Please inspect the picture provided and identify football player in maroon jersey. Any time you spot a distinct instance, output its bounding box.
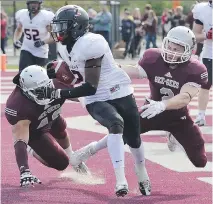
[68,26,208,193]
[5,65,88,187]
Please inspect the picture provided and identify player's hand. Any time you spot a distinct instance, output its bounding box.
[140,98,166,119]
[34,40,45,48]
[206,28,212,40]
[35,87,61,100]
[46,61,56,79]
[20,169,41,187]
[14,40,22,49]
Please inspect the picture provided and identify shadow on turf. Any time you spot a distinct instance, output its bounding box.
[1,181,196,204]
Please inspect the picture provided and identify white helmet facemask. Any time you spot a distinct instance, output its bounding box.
[19,65,55,105]
[161,37,191,64]
[161,26,196,64]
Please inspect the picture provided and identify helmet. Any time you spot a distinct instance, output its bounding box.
[51,5,89,45]
[18,65,54,105]
[161,26,196,64]
[26,0,43,14]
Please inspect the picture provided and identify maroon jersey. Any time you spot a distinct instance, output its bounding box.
[5,79,72,133]
[138,48,208,116]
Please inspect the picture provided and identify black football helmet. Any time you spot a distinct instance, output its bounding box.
[26,0,43,14]
[51,5,89,45]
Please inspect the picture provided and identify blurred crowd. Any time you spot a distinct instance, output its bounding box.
[0,2,205,59]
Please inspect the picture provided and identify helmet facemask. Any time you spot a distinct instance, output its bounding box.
[161,37,192,64]
[51,18,80,45]
[20,77,55,105]
[27,1,41,14]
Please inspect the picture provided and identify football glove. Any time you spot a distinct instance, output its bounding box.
[34,40,45,48]
[14,40,22,49]
[20,169,41,187]
[46,61,56,79]
[35,87,61,100]
[140,98,166,119]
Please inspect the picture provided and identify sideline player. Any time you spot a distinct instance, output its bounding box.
[35,5,151,197]
[13,0,54,71]
[5,65,88,187]
[70,27,208,180]
[192,0,212,126]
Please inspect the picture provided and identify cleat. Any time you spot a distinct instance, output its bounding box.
[115,184,128,197]
[194,116,206,126]
[139,180,151,196]
[70,142,97,166]
[166,132,178,152]
[72,162,89,174]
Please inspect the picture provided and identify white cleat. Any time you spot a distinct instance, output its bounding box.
[166,132,178,152]
[70,142,97,167]
[72,162,89,174]
[135,164,151,196]
[138,180,151,196]
[115,183,129,197]
[194,115,206,126]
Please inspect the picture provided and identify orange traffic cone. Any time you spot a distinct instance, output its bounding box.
[1,54,7,71]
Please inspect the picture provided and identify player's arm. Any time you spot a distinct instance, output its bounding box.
[164,83,199,110]
[43,25,54,44]
[59,56,102,99]
[120,64,148,79]
[13,22,23,49]
[193,21,206,43]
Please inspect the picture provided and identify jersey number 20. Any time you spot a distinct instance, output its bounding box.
[24,29,40,41]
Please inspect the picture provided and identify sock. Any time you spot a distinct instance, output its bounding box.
[198,110,205,117]
[93,135,108,154]
[129,142,145,164]
[130,143,149,181]
[107,134,126,185]
[64,145,74,159]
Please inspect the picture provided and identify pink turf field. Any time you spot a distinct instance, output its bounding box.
[1,71,212,204]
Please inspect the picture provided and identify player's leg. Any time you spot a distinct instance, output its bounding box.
[19,50,34,71]
[169,118,207,167]
[50,116,88,173]
[34,56,47,67]
[114,94,151,196]
[76,101,128,196]
[28,132,69,171]
[195,58,212,126]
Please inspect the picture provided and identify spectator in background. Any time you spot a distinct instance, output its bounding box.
[133,8,143,56]
[141,4,152,22]
[173,6,186,27]
[88,7,97,33]
[1,11,7,54]
[186,4,196,30]
[121,8,135,58]
[91,5,112,47]
[143,10,158,49]
[163,10,173,36]
[161,8,168,39]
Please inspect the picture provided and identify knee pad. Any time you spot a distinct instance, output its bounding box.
[109,117,124,134]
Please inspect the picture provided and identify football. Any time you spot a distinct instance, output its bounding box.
[51,60,77,85]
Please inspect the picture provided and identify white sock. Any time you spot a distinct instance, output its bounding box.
[107,134,126,184]
[198,110,205,117]
[92,135,108,154]
[130,143,149,181]
[64,145,74,159]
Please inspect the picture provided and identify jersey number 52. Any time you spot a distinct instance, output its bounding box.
[24,29,40,41]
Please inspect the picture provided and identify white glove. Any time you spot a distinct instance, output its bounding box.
[140,98,166,119]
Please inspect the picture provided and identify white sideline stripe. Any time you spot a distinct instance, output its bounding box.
[197,177,212,185]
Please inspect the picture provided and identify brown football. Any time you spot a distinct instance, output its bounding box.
[51,60,77,85]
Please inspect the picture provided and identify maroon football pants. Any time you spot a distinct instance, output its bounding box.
[140,112,207,168]
[28,116,69,171]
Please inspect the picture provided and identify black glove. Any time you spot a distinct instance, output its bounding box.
[14,40,22,49]
[46,61,56,79]
[20,169,41,187]
[34,40,45,48]
[35,86,61,100]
